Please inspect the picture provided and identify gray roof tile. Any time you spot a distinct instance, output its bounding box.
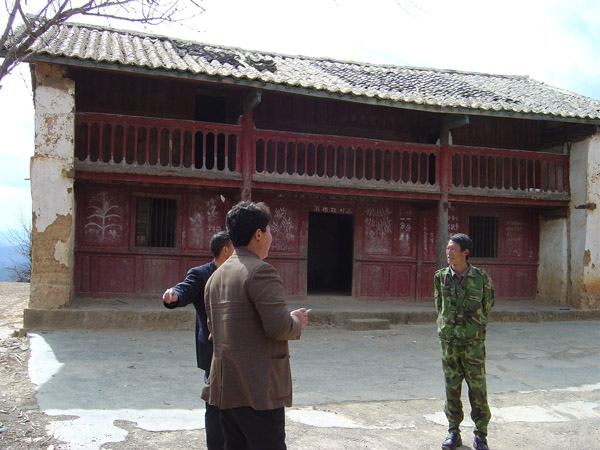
[24,22,600,123]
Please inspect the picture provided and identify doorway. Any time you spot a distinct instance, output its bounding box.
[307,212,354,295]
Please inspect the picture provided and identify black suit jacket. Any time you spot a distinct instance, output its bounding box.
[164,261,217,371]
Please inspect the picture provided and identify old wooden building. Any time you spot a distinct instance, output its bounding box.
[16,22,600,311]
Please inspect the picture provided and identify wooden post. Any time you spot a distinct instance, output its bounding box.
[437,136,450,269]
[240,111,255,201]
[437,115,469,268]
[239,90,261,201]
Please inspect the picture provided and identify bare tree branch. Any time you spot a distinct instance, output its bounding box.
[0,0,205,88]
[3,211,32,282]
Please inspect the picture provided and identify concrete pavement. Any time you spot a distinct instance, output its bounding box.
[27,320,600,449]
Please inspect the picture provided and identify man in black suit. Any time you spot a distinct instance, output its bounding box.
[163,231,233,450]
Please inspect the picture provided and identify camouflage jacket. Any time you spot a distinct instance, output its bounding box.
[434,264,495,342]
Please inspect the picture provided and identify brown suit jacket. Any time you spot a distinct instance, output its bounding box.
[201,248,302,410]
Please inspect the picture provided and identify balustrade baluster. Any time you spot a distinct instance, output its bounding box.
[98,123,104,164]
[425,151,430,185]
[282,138,287,175]
[121,124,126,165]
[223,132,228,172]
[111,122,116,163]
[86,123,91,161]
[191,129,196,168]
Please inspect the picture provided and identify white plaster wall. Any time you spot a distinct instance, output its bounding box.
[569,134,600,308]
[582,134,600,307]
[569,139,588,305]
[31,67,75,233]
[537,217,568,304]
[29,63,76,308]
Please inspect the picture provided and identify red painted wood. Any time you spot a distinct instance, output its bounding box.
[450,146,568,193]
[183,192,228,251]
[76,113,242,173]
[76,113,570,207]
[387,264,416,298]
[252,180,441,201]
[361,264,385,297]
[75,170,243,189]
[419,263,438,301]
[240,112,255,200]
[140,257,181,294]
[269,260,302,296]
[92,255,136,293]
[449,194,568,207]
[72,112,555,301]
[73,185,541,300]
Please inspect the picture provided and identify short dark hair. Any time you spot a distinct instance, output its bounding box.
[226,201,271,247]
[210,231,231,258]
[449,233,473,260]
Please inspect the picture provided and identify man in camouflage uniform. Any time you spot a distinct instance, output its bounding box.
[434,233,495,450]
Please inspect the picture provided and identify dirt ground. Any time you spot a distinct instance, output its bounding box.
[0,282,66,449]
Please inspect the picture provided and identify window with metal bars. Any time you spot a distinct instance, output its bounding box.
[468,216,498,258]
[135,197,177,248]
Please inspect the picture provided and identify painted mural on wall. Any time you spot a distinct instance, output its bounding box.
[364,206,393,254]
[505,217,531,258]
[312,205,353,214]
[186,194,225,250]
[422,211,436,260]
[83,191,123,245]
[448,209,460,236]
[270,206,297,252]
[397,207,413,256]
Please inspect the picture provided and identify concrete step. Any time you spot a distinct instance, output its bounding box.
[23,307,195,331]
[22,305,600,332]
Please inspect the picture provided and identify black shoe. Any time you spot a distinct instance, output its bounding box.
[441,432,462,450]
[473,435,489,450]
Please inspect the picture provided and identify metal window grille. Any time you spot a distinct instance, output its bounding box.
[135,198,177,248]
[468,216,498,258]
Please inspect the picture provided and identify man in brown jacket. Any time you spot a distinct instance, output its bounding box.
[202,201,309,450]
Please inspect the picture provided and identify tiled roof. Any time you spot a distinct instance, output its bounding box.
[25,22,600,123]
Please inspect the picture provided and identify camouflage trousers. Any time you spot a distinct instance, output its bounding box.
[440,338,491,437]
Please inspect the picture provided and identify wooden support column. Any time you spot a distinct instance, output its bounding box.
[568,133,600,308]
[239,90,261,201]
[437,138,450,269]
[437,114,469,268]
[240,112,254,201]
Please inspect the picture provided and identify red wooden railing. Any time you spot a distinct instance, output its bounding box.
[450,146,568,193]
[74,114,569,197]
[253,130,439,188]
[75,113,241,174]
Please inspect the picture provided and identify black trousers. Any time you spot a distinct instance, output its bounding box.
[206,402,225,450]
[220,406,286,450]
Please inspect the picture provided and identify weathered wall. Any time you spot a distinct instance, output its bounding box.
[537,217,568,304]
[29,63,75,308]
[569,133,600,309]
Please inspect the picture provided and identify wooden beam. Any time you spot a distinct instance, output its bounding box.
[242,89,262,115]
[74,170,243,189]
[442,114,470,133]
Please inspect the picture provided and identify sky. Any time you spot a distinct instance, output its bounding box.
[0,0,599,241]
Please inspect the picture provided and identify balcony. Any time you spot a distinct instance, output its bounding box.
[253,129,439,194]
[75,113,242,181]
[74,113,569,203]
[450,146,569,201]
